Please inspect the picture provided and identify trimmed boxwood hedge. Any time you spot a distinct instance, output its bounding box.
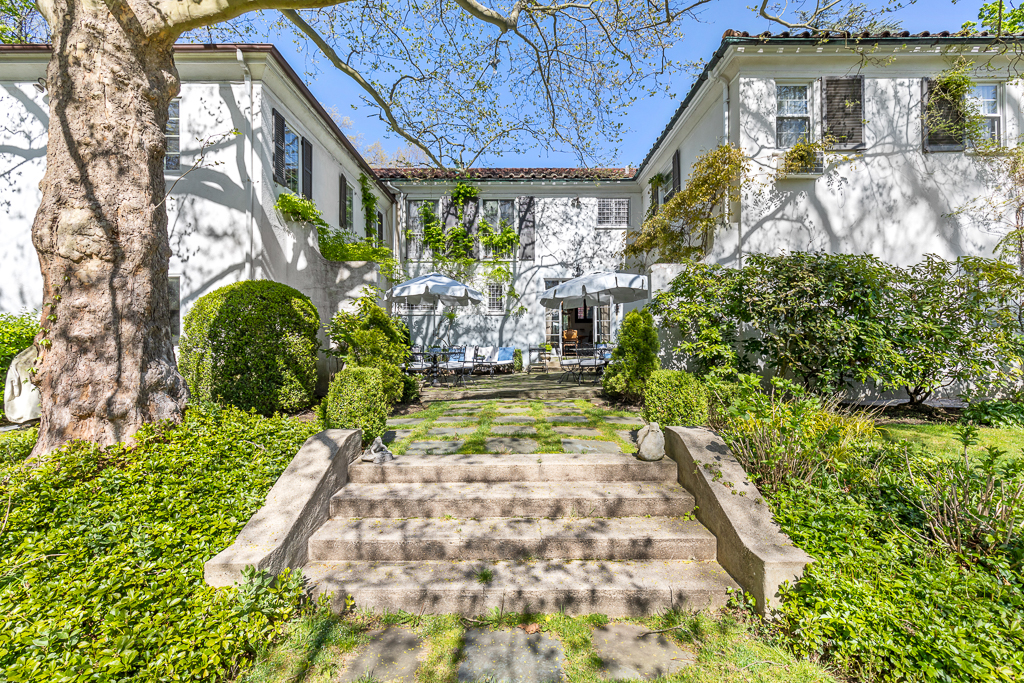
[641,369,710,427]
[179,281,320,415]
[324,366,388,446]
[0,403,319,681]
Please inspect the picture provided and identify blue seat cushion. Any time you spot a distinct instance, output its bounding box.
[497,347,515,362]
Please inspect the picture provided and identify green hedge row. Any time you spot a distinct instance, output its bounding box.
[323,366,388,446]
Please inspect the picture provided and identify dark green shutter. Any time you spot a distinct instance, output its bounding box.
[822,76,864,149]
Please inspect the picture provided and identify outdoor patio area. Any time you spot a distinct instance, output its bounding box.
[418,371,605,401]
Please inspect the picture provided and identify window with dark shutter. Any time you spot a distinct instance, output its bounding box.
[377,210,384,243]
[272,110,285,185]
[339,176,348,230]
[518,196,536,261]
[823,76,864,149]
[923,78,966,152]
[301,138,313,199]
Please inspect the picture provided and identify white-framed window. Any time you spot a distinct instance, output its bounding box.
[395,301,437,315]
[339,175,355,232]
[970,84,1001,144]
[598,198,629,227]
[165,98,180,172]
[776,84,811,148]
[660,168,674,203]
[488,283,505,314]
[406,199,437,261]
[481,199,515,259]
[283,121,300,193]
[168,275,181,344]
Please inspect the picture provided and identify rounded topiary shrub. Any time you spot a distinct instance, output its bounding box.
[325,366,388,446]
[179,281,320,415]
[641,369,710,427]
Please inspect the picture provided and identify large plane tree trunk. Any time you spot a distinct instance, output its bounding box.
[30,0,188,457]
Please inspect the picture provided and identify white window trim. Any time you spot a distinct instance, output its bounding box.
[165,98,181,174]
[660,167,674,203]
[487,282,506,315]
[969,81,1004,149]
[480,198,515,261]
[405,199,437,262]
[597,198,630,229]
[774,80,818,150]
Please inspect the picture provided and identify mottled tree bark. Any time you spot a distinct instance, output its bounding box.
[30,0,188,457]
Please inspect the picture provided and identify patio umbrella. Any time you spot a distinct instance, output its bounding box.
[539,271,649,309]
[385,273,484,350]
[384,273,484,307]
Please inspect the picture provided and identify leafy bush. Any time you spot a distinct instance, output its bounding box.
[602,308,660,403]
[275,191,393,262]
[0,403,319,681]
[964,399,1024,428]
[513,348,523,373]
[652,252,1024,401]
[179,281,320,415]
[326,293,409,404]
[324,366,388,446]
[401,373,420,404]
[641,369,709,427]
[716,385,1024,681]
[1,311,39,419]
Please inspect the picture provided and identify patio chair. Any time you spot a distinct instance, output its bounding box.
[472,346,495,375]
[556,348,582,384]
[406,350,431,375]
[577,343,602,384]
[440,345,475,387]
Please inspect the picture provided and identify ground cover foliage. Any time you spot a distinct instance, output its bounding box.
[713,377,1024,682]
[0,403,319,681]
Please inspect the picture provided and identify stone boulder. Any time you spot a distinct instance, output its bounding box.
[635,422,665,461]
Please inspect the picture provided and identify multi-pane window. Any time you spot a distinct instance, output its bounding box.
[481,199,515,258]
[395,301,436,315]
[598,198,629,227]
[660,168,674,203]
[406,199,436,260]
[593,305,611,344]
[165,98,180,172]
[776,84,810,148]
[971,85,1000,143]
[168,275,181,344]
[283,121,300,193]
[488,283,505,314]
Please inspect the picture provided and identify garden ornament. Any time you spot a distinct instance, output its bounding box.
[361,436,395,464]
[3,347,41,424]
[636,422,665,461]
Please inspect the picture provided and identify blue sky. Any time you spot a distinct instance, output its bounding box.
[266,0,978,168]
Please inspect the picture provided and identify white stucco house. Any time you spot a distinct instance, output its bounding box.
[2,30,1022,363]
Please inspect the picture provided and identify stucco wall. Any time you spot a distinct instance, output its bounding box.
[392,185,640,351]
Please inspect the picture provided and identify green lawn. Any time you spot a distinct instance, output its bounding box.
[878,422,1024,460]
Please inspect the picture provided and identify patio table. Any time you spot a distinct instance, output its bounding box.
[527,346,552,374]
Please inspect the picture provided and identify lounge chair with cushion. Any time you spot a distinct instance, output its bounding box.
[492,347,516,373]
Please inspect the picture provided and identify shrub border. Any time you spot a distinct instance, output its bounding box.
[205,429,361,586]
[665,426,812,614]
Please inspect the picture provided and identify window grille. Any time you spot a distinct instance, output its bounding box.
[481,199,515,258]
[488,283,505,313]
[283,121,300,192]
[395,301,436,314]
[598,198,629,227]
[168,275,181,344]
[405,200,435,260]
[165,98,180,172]
[971,85,1001,143]
[776,84,810,148]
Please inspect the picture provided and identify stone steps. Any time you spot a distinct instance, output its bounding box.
[304,559,739,616]
[308,516,717,562]
[347,452,677,484]
[330,481,695,519]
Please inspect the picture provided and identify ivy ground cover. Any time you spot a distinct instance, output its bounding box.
[0,404,318,682]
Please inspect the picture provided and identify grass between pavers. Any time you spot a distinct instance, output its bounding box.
[387,400,643,455]
[243,606,837,683]
[878,421,1024,460]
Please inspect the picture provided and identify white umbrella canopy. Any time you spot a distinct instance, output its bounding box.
[539,271,649,309]
[385,272,484,307]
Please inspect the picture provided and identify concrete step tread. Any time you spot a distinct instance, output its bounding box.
[349,452,677,484]
[308,517,716,562]
[304,559,740,616]
[330,481,694,519]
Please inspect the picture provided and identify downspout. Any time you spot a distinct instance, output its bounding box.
[716,73,739,265]
[237,48,256,280]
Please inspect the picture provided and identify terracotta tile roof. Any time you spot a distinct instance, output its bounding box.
[721,29,1024,39]
[373,167,636,181]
